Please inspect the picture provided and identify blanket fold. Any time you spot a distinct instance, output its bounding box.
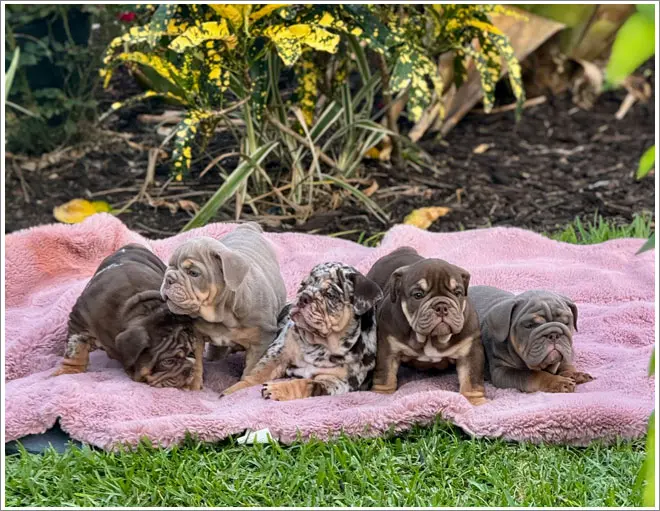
[4,214,655,449]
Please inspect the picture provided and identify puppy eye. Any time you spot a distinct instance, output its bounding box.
[524,323,535,329]
[412,290,425,300]
[186,267,200,278]
[161,358,176,367]
[455,289,464,297]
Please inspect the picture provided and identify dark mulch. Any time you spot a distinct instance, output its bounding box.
[5,69,655,240]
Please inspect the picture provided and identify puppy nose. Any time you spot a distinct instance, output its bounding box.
[434,303,449,316]
[548,332,560,342]
[298,294,311,307]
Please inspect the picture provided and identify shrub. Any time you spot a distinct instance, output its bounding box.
[4,5,122,154]
[100,4,525,228]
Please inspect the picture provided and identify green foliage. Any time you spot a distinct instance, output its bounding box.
[637,145,656,180]
[4,5,122,154]
[5,421,645,507]
[605,6,655,87]
[100,4,525,227]
[551,214,653,245]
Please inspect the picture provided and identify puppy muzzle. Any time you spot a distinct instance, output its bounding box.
[525,323,573,371]
[415,298,464,336]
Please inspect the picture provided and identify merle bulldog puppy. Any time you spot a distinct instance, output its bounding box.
[221,262,382,401]
[53,244,206,390]
[367,247,487,405]
[470,286,594,393]
[160,223,287,379]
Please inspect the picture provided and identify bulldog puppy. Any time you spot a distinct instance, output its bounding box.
[53,244,206,390]
[367,247,486,405]
[161,223,287,378]
[221,262,382,401]
[470,285,593,393]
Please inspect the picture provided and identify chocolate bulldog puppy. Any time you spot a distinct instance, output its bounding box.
[222,262,382,400]
[161,223,287,378]
[470,285,594,393]
[53,244,206,390]
[367,247,487,405]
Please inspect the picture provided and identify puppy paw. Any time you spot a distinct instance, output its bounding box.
[542,375,576,393]
[221,380,252,397]
[462,392,488,406]
[371,384,396,395]
[51,365,85,377]
[261,380,310,401]
[560,370,594,385]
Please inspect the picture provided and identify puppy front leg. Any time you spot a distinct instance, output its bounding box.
[187,339,206,391]
[491,365,576,393]
[456,340,487,406]
[371,342,400,394]
[52,334,93,376]
[243,329,274,376]
[262,374,349,401]
[557,363,594,385]
[221,332,289,396]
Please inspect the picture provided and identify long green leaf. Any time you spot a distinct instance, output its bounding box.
[637,232,655,254]
[642,411,655,507]
[637,145,655,180]
[182,142,279,231]
[321,173,389,224]
[605,11,655,87]
[5,47,20,100]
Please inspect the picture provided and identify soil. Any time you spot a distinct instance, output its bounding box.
[5,67,656,241]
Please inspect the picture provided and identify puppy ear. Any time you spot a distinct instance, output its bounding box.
[460,269,471,295]
[114,326,150,368]
[351,273,382,315]
[486,299,518,342]
[388,266,408,303]
[215,249,250,291]
[561,296,578,332]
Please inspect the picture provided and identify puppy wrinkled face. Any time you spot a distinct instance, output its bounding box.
[290,262,379,352]
[137,323,200,389]
[161,239,220,317]
[291,263,354,339]
[395,259,469,349]
[511,296,575,373]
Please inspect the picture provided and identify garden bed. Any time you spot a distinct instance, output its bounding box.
[5,71,655,240]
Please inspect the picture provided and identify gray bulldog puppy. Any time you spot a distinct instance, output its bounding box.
[160,223,287,379]
[470,286,594,393]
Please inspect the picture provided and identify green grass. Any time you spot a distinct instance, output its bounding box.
[4,215,654,507]
[550,213,653,244]
[5,423,646,507]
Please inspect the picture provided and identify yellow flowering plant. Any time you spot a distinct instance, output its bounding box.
[99,4,525,228]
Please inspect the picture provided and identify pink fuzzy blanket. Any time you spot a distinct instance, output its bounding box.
[4,214,655,449]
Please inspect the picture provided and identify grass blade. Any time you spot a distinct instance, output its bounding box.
[5,47,20,100]
[637,145,655,180]
[321,173,389,224]
[182,141,279,231]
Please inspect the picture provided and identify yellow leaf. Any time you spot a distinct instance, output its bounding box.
[250,4,287,22]
[264,24,340,66]
[169,21,237,52]
[53,199,112,224]
[209,5,246,27]
[466,20,504,35]
[403,207,451,230]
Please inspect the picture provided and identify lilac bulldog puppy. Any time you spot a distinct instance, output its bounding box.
[161,223,287,381]
[470,286,594,393]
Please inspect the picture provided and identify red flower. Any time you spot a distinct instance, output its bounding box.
[117,11,136,23]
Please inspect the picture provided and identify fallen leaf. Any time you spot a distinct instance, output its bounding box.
[178,199,200,214]
[473,143,492,154]
[403,206,451,230]
[363,180,379,197]
[53,199,112,224]
[364,147,381,159]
